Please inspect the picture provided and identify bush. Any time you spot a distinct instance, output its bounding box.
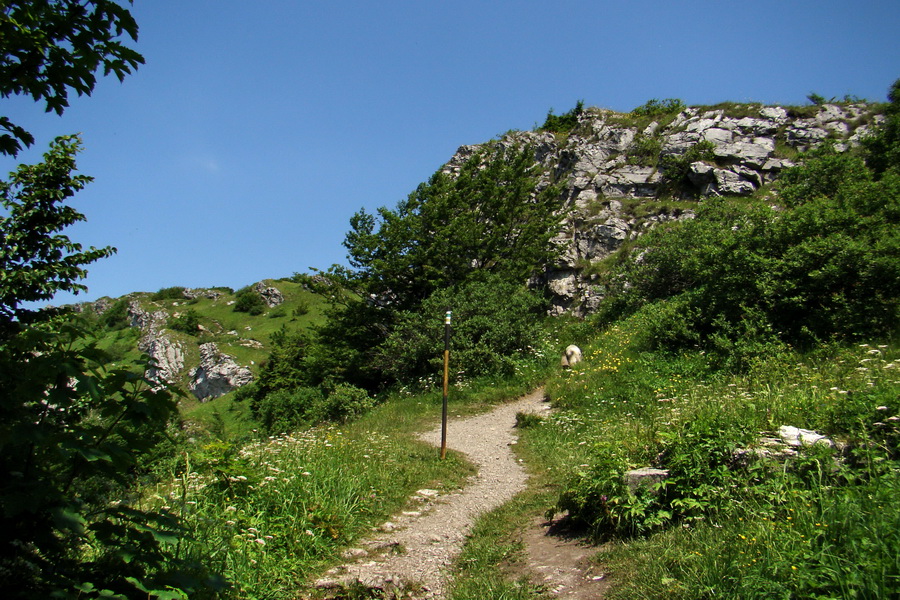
[604,153,900,363]
[323,384,374,422]
[98,298,130,330]
[150,286,186,301]
[540,100,585,134]
[169,309,200,335]
[374,275,547,384]
[255,387,325,434]
[233,286,265,315]
[631,98,686,118]
[658,140,716,194]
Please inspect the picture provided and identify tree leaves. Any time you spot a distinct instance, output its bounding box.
[0,0,145,156]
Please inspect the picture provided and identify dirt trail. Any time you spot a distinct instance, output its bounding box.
[313,388,606,599]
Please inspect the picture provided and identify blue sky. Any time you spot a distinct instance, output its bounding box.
[3,0,900,305]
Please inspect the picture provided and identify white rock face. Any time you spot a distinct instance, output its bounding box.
[439,101,881,315]
[129,301,184,388]
[254,281,284,307]
[189,343,253,401]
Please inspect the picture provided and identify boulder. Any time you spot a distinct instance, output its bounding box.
[189,343,254,401]
[624,467,669,493]
[254,282,284,307]
[139,334,184,388]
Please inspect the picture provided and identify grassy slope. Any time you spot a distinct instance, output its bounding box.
[449,319,899,599]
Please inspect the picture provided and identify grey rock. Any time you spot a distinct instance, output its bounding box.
[254,282,284,307]
[778,425,834,448]
[140,334,184,388]
[189,343,253,401]
[624,468,669,493]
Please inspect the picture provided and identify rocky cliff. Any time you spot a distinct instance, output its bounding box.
[444,101,882,315]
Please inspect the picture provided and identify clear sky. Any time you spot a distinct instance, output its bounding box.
[3,0,899,305]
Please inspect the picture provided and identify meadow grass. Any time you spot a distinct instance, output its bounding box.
[528,315,900,599]
[142,359,553,598]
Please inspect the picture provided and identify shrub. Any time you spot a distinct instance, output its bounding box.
[98,298,130,330]
[658,139,716,194]
[374,274,547,384]
[233,286,265,315]
[255,387,325,434]
[150,286,186,301]
[323,383,374,422]
[169,309,200,335]
[540,100,585,134]
[631,98,686,118]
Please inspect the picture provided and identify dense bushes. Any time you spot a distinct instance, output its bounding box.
[374,274,547,383]
[233,286,265,315]
[600,148,900,368]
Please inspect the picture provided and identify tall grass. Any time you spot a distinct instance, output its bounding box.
[529,315,900,598]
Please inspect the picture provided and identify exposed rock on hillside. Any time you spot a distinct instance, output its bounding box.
[446,102,881,315]
[189,342,253,401]
[128,301,184,388]
[254,281,285,307]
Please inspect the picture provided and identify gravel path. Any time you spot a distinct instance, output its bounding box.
[314,388,550,598]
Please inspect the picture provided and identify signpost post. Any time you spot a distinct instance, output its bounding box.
[440,309,451,459]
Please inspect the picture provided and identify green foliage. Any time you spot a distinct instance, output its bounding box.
[324,383,375,423]
[151,286,187,301]
[232,286,265,315]
[0,0,144,156]
[807,92,828,106]
[539,100,585,134]
[539,323,900,598]
[601,148,900,366]
[98,298,130,331]
[0,136,114,324]
[255,387,325,434]
[315,141,562,391]
[252,326,311,401]
[345,142,562,312]
[0,141,213,597]
[630,98,686,118]
[169,309,200,335]
[862,78,900,176]
[375,274,547,383]
[627,134,663,166]
[658,140,716,194]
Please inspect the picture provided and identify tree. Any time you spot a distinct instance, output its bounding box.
[345,142,563,312]
[310,142,563,391]
[0,139,221,598]
[0,3,222,597]
[1,0,144,156]
[0,135,113,327]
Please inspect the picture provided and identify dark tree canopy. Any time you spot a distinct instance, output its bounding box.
[0,0,143,156]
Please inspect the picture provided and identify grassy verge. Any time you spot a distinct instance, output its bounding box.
[449,314,899,598]
[529,315,900,599]
[141,364,551,599]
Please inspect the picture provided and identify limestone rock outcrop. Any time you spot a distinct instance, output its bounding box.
[443,102,881,315]
[254,281,284,307]
[128,300,184,388]
[189,342,253,401]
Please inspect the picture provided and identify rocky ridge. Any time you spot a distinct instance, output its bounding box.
[443,102,882,315]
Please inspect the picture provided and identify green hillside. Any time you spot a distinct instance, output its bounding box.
[4,80,899,598]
